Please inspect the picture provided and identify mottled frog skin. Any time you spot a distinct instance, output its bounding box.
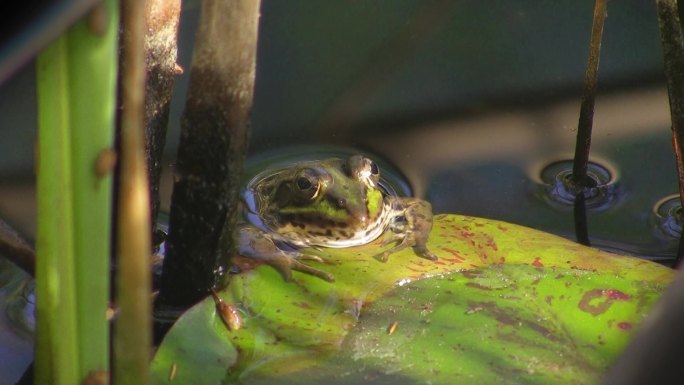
[239,155,437,282]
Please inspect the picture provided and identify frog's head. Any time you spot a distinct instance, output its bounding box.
[252,155,388,247]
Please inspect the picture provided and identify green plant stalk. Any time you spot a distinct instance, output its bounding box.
[35,1,119,382]
[35,37,80,385]
[71,1,119,376]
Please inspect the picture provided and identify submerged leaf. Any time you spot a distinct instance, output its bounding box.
[151,215,673,384]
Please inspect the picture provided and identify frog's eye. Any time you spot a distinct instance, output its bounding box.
[366,161,380,187]
[296,176,312,190]
[369,160,379,177]
[294,169,321,200]
[345,155,380,187]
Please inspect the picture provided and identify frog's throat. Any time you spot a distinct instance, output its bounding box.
[276,200,391,248]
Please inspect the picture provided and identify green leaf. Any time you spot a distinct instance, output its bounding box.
[150,215,673,384]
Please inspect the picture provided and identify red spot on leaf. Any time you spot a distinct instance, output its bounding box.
[465,282,492,291]
[578,289,632,316]
[486,237,498,251]
[440,247,465,263]
[292,301,312,309]
[605,289,631,301]
[531,257,544,267]
[617,322,633,330]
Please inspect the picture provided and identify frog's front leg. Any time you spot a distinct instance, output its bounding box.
[237,225,335,282]
[375,198,437,262]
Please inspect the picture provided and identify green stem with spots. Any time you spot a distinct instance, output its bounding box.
[35,1,118,382]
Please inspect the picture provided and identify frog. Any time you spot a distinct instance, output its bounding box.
[237,154,437,282]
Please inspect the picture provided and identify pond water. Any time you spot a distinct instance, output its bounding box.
[359,86,680,265]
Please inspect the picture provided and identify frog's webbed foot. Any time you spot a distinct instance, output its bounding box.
[238,226,335,282]
[374,199,437,263]
[374,235,437,263]
[266,250,335,282]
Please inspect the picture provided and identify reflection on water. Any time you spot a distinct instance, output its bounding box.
[360,86,679,265]
[652,195,683,240]
[538,159,620,210]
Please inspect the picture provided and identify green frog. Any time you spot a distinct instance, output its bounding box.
[238,154,437,282]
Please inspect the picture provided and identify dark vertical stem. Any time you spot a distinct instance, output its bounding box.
[571,0,607,187]
[676,133,684,266]
[656,0,684,264]
[676,228,684,266]
[574,194,591,246]
[158,0,261,309]
[569,0,607,247]
[143,0,181,231]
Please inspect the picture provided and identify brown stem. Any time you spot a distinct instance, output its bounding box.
[656,0,684,263]
[0,218,35,276]
[571,0,607,188]
[158,0,261,308]
[115,0,152,383]
[143,0,181,229]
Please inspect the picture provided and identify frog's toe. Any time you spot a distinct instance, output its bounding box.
[295,253,325,263]
[264,254,295,281]
[253,251,333,282]
[380,233,402,246]
[374,250,392,263]
[291,259,335,282]
[373,241,437,263]
[413,245,438,261]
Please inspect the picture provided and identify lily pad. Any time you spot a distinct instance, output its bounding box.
[150,215,673,384]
